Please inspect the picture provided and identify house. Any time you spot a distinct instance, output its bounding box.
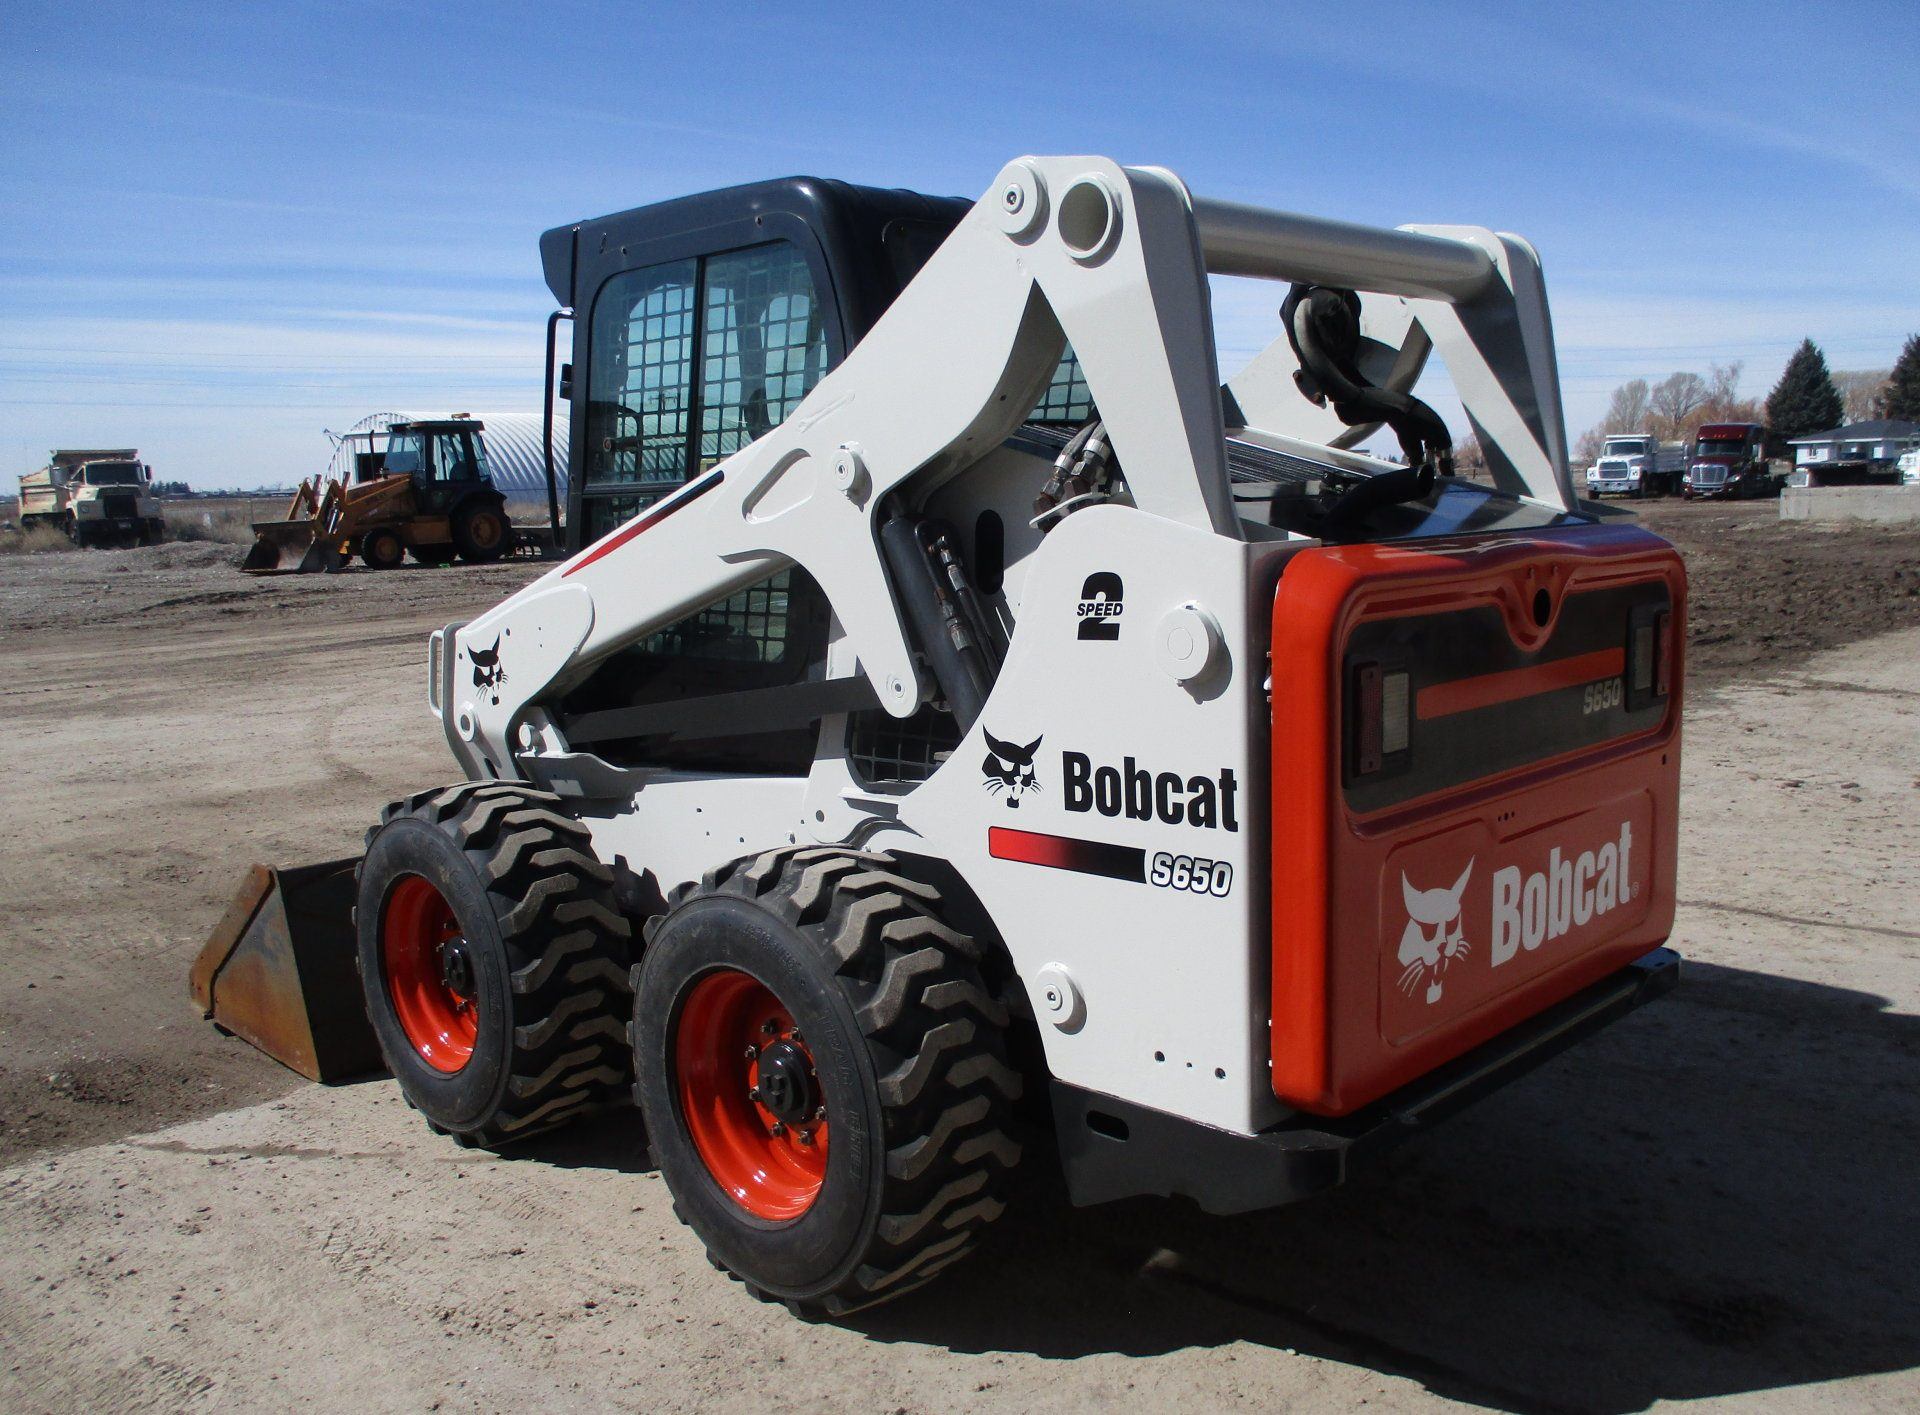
[1787,419,1920,470]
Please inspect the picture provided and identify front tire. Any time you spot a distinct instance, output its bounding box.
[362,526,405,569]
[356,782,633,1146]
[632,847,1022,1315]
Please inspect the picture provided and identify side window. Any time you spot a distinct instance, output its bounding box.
[584,257,698,495]
[558,568,833,776]
[432,433,477,482]
[581,242,829,541]
[699,244,827,468]
[384,432,424,476]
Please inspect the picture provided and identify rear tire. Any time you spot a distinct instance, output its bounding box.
[362,526,405,569]
[356,782,633,1147]
[452,500,509,564]
[632,847,1021,1315]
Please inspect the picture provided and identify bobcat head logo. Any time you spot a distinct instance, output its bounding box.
[1398,861,1473,1006]
[981,730,1043,808]
[469,637,506,705]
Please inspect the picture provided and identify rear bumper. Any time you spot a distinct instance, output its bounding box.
[1052,945,1678,1215]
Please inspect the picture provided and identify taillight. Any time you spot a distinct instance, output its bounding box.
[1627,605,1673,710]
[1348,660,1410,779]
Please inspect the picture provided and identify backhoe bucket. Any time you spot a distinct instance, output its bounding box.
[241,521,343,575]
[189,859,384,1082]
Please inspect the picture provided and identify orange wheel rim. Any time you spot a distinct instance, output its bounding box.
[674,969,828,1220]
[381,875,478,1073]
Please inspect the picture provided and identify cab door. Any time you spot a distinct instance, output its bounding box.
[418,430,483,516]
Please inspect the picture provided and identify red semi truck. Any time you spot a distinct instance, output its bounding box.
[1684,423,1771,500]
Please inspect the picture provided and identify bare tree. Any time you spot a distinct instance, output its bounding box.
[1695,361,1762,432]
[1575,378,1652,466]
[1453,433,1489,479]
[1833,369,1891,423]
[1601,379,1653,435]
[1649,372,1709,440]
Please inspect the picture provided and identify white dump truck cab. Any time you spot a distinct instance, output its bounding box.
[1586,433,1666,498]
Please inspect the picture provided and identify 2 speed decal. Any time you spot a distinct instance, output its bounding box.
[1076,572,1124,641]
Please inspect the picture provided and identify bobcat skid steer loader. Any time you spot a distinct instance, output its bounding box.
[238,157,1688,1315]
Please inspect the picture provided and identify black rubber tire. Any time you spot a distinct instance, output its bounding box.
[355,782,633,1147]
[362,526,405,569]
[408,543,456,566]
[452,500,509,564]
[632,846,1022,1316]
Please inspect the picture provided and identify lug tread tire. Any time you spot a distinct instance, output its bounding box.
[652,846,1021,1316]
[368,782,632,1147]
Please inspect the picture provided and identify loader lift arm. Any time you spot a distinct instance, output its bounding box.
[442,157,1576,787]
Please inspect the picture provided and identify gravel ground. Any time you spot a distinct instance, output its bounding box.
[1,503,1916,1411]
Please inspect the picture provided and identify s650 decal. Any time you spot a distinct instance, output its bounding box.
[1149,853,1233,897]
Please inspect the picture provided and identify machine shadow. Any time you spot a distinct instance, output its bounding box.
[516,1111,658,1176]
[852,960,1920,1413]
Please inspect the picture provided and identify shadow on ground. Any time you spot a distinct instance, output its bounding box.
[836,961,1920,1413]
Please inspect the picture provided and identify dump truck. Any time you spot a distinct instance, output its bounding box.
[19,450,164,545]
[1585,433,1682,498]
[243,417,513,572]
[196,156,1684,1317]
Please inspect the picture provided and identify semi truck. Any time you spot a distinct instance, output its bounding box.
[18,450,165,546]
[1585,434,1683,498]
[1684,423,1770,499]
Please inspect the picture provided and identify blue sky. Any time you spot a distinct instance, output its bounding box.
[4,0,1916,489]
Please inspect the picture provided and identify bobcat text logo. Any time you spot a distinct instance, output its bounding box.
[469,637,506,705]
[1492,823,1633,966]
[981,730,1043,808]
[1398,861,1473,1006]
[1062,753,1240,831]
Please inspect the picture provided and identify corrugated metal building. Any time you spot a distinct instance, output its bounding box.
[326,412,570,500]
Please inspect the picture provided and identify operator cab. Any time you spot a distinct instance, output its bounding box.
[378,418,493,514]
[541,178,1089,549]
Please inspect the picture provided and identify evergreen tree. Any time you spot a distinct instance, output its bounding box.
[1765,339,1845,440]
[1882,334,1920,423]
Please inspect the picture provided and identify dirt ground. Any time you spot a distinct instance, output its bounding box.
[1,501,1917,1412]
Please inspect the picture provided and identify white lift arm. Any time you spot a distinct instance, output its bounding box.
[437,156,1574,780]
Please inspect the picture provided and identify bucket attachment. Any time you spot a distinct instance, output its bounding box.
[241,521,344,575]
[190,859,384,1082]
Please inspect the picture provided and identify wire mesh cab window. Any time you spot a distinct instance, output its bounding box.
[584,258,698,504]
[559,568,832,775]
[1031,351,1093,424]
[699,245,826,468]
[580,242,829,543]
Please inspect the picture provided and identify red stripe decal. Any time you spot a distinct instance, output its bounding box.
[563,469,724,577]
[1416,647,1625,721]
[988,827,1146,883]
